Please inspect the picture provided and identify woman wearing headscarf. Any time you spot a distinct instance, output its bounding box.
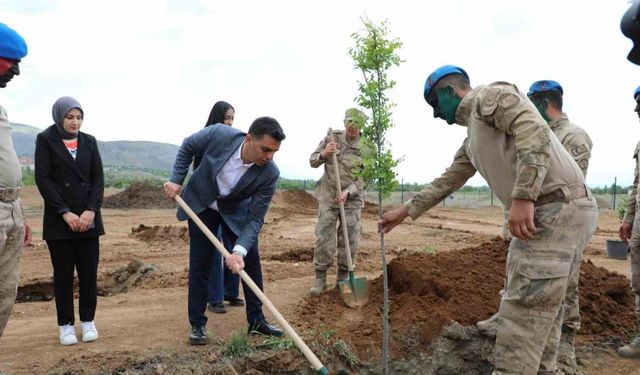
[35,96,104,346]
[192,101,244,314]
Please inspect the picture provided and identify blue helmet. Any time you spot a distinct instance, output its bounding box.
[423,65,469,102]
[621,0,640,65]
[527,80,563,97]
[634,86,640,100]
[0,23,27,60]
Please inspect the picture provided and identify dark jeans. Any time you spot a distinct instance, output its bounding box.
[207,227,241,304]
[188,208,264,327]
[46,238,99,326]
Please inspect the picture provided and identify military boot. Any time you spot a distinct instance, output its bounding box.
[476,312,499,337]
[618,334,640,358]
[309,270,328,296]
[557,328,580,375]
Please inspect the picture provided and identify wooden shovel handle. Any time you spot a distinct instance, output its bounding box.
[328,128,354,272]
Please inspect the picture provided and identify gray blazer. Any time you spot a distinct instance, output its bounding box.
[169,124,279,252]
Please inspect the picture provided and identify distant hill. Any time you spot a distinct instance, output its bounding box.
[11,123,179,172]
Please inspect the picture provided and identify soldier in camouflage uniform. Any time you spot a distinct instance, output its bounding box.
[487,80,593,373]
[308,108,366,295]
[528,80,592,176]
[501,80,592,237]
[0,23,32,339]
[380,65,598,375]
[617,85,640,359]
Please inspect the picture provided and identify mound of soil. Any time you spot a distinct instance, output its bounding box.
[363,201,380,216]
[271,189,318,212]
[101,259,160,295]
[17,259,160,302]
[131,224,189,243]
[103,181,175,209]
[268,247,314,262]
[578,259,637,341]
[294,237,637,361]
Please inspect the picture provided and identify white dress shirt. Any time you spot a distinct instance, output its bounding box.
[208,141,253,256]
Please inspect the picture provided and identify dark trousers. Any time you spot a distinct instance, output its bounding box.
[207,227,241,304]
[188,208,264,327]
[46,238,99,326]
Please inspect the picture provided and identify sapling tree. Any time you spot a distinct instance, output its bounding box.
[348,17,402,375]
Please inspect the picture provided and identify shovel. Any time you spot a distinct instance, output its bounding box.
[174,195,330,375]
[328,128,369,308]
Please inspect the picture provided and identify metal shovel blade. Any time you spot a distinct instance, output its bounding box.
[338,274,369,309]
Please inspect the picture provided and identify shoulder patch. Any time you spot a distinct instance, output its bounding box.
[481,88,502,116]
[578,159,588,170]
[571,144,588,157]
[483,88,500,106]
[498,93,520,109]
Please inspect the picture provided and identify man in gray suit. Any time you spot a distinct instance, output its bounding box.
[164,117,285,345]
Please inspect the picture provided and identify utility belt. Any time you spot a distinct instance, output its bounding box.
[0,186,20,202]
[534,184,588,207]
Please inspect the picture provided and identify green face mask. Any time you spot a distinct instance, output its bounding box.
[433,86,461,125]
[531,98,551,122]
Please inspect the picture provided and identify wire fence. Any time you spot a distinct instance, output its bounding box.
[360,190,625,211]
[279,177,630,211]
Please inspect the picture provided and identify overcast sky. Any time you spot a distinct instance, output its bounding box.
[0,0,638,187]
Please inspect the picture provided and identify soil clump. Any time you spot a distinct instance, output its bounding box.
[131,223,189,243]
[271,189,318,213]
[103,181,175,209]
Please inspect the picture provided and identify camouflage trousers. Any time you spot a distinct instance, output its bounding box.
[502,205,583,330]
[493,197,598,375]
[628,211,640,314]
[0,200,24,339]
[313,202,361,272]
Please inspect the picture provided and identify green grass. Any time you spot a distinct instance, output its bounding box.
[223,330,252,357]
[307,324,336,358]
[334,339,359,368]
[420,245,437,255]
[310,323,335,341]
[256,336,296,351]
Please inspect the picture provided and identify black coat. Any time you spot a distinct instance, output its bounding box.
[34,125,105,240]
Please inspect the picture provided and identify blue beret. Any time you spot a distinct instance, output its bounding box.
[423,65,469,102]
[635,86,640,100]
[0,23,27,60]
[527,80,563,97]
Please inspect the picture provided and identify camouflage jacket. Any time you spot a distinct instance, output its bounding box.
[310,129,365,206]
[0,104,22,189]
[548,113,592,177]
[406,82,584,220]
[624,142,640,223]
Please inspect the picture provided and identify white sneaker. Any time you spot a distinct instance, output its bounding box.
[81,321,99,342]
[59,324,78,346]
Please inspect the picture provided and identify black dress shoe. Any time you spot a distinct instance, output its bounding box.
[224,296,245,307]
[248,320,284,337]
[207,302,227,314]
[189,325,208,345]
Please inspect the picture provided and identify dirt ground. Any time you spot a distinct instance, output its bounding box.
[1,186,640,374]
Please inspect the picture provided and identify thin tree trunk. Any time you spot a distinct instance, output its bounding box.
[371,28,390,374]
[379,185,389,375]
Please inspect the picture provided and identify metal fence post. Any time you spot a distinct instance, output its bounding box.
[613,177,617,211]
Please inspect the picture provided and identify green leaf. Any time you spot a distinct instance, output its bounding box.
[349,17,402,198]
